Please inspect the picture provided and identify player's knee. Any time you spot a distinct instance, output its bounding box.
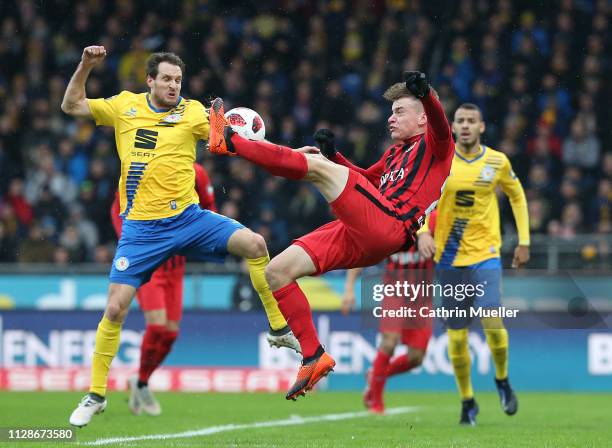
[265,262,292,291]
[105,301,125,322]
[244,232,268,259]
[380,332,400,354]
[166,321,180,332]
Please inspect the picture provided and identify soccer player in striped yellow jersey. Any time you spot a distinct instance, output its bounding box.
[417,103,530,426]
[61,46,299,427]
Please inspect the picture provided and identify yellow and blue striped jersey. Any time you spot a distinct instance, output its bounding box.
[88,91,209,220]
[427,145,529,267]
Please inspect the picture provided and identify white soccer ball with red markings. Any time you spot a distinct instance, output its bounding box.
[225,107,266,141]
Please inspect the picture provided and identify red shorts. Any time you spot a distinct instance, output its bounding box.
[294,170,410,274]
[378,264,434,350]
[136,256,185,322]
[399,327,432,350]
[379,294,433,350]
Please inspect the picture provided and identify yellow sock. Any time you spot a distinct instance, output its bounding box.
[89,316,122,397]
[485,328,509,380]
[246,256,287,331]
[447,328,473,400]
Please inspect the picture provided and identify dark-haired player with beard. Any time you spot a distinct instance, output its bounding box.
[63,46,299,427]
[417,103,529,425]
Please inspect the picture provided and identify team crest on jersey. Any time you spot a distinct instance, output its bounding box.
[115,256,130,271]
[162,113,182,123]
[124,107,137,117]
[170,200,177,210]
[479,165,496,182]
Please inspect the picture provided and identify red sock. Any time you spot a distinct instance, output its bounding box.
[232,135,308,180]
[273,282,321,358]
[387,354,414,377]
[155,330,178,366]
[138,324,167,383]
[370,351,391,404]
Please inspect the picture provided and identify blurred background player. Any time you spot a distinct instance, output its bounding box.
[63,46,298,427]
[417,103,530,425]
[208,71,454,401]
[110,162,214,416]
[342,210,437,414]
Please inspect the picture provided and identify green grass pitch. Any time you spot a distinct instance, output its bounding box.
[0,391,610,447]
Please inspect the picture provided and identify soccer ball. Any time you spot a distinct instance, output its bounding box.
[224,107,266,141]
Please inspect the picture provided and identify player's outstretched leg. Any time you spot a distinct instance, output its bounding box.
[69,283,135,427]
[265,245,336,400]
[208,98,309,179]
[209,98,351,205]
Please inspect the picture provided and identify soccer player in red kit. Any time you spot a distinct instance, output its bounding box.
[110,162,215,415]
[208,71,453,400]
[342,210,437,414]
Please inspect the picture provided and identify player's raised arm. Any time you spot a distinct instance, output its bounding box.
[404,71,453,158]
[61,46,107,118]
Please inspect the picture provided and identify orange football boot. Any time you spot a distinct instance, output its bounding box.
[286,352,336,401]
[208,97,233,155]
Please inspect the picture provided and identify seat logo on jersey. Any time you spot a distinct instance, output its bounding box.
[455,190,475,207]
[115,256,130,271]
[380,168,405,186]
[134,129,159,150]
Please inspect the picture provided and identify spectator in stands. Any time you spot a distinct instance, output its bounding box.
[591,179,611,233]
[4,178,33,228]
[0,220,18,262]
[17,222,55,263]
[562,118,601,170]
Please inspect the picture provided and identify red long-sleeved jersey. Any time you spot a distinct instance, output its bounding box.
[332,92,453,235]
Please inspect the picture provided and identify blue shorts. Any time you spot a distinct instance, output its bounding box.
[436,258,502,329]
[110,205,244,288]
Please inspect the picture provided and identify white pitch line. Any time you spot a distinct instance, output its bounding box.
[82,406,419,446]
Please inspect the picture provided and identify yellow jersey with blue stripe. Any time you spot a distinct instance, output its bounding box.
[88,91,209,220]
[428,145,529,267]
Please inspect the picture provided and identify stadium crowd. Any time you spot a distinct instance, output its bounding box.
[0,0,610,263]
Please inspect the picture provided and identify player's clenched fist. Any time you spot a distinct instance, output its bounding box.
[81,46,107,67]
[403,71,430,99]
